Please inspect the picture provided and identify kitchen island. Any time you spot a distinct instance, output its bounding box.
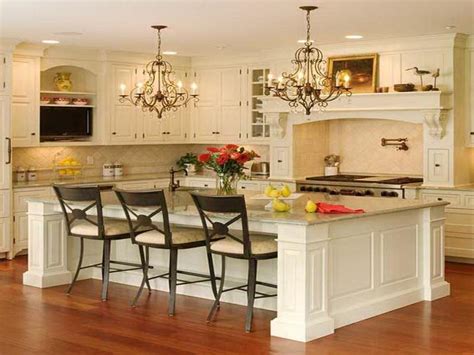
[24,190,450,342]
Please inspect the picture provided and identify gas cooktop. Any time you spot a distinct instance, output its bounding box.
[305,175,423,185]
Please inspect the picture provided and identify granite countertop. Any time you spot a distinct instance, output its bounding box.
[13,171,298,189]
[29,189,448,226]
[404,184,474,192]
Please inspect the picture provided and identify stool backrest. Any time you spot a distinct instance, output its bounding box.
[114,189,172,247]
[53,184,105,238]
[190,193,252,258]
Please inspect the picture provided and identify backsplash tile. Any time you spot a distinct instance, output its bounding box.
[13,144,269,180]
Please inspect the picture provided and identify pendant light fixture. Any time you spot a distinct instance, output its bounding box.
[265,6,352,115]
[119,25,199,118]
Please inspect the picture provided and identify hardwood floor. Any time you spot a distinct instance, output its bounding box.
[0,257,473,354]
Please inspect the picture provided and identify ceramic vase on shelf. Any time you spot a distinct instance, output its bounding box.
[54,72,72,92]
[198,144,260,196]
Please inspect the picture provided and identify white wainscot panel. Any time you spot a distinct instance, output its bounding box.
[281,248,299,313]
[309,247,324,313]
[46,219,63,268]
[381,225,419,286]
[330,233,374,299]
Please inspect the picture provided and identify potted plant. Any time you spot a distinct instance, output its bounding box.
[176,153,202,173]
[198,144,260,195]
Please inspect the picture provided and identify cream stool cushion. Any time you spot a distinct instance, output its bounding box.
[210,235,277,255]
[70,218,131,237]
[135,227,206,245]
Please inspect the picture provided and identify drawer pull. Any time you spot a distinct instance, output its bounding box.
[277,160,283,163]
[437,198,443,201]
[434,164,441,167]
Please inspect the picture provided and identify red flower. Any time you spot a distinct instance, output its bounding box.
[216,153,229,165]
[207,147,219,153]
[225,144,239,151]
[237,152,250,164]
[230,152,241,160]
[198,153,211,163]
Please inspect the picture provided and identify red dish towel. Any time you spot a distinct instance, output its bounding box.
[317,202,365,214]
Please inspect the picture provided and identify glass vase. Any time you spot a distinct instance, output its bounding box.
[216,173,239,195]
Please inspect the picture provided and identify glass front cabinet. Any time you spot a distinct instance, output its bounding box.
[248,67,271,142]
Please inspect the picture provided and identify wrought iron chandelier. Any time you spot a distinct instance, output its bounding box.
[119,25,198,119]
[265,6,351,115]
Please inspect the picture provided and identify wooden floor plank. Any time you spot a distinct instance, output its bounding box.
[0,256,473,354]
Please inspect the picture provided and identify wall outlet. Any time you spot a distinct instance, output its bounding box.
[86,156,94,165]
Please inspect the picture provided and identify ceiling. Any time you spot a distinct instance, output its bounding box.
[0,0,472,57]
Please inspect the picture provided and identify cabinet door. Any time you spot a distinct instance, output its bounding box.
[110,65,138,143]
[116,180,156,190]
[162,109,185,142]
[0,217,10,253]
[0,97,11,190]
[272,146,291,178]
[13,213,28,255]
[0,54,8,94]
[142,110,164,143]
[193,70,220,142]
[218,68,243,142]
[427,149,449,184]
[12,57,39,147]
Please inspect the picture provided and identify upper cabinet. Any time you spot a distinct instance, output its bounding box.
[248,67,271,142]
[12,56,40,147]
[192,67,244,143]
[108,63,189,145]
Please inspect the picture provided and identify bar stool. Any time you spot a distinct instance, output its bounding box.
[190,192,277,333]
[53,184,146,301]
[114,188,219,315]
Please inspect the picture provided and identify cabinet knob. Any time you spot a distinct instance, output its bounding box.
[434,164,440,167]
[437,198,443,201]
[277,160,283,163]
[112,132,117,135]
[31,132,36,136]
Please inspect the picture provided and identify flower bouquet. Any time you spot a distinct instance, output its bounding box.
[198,144,260,195]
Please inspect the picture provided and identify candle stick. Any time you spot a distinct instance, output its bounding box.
[297,72,304,86]
[343,74,351,89]
[278,76,283,89]
[267,73,273,87]
[177,80,183,93]
[119,83,126,96]
[335,71,341,87]
[191,82,197,95]
[136,82,143,95]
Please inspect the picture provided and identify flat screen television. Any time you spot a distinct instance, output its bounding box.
[40,106,93,142]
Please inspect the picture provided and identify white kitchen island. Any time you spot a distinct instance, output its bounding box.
[24,190,450,342]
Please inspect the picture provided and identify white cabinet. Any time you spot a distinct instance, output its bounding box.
[427,149,450,185]
[0,218,10,253]
[109,64,188,144]
[0,97,11,190]
[192,67,244,142]
[116,179,168,190]
[12,56,39,147]
[185,178,214,188]
[271,146,291,178]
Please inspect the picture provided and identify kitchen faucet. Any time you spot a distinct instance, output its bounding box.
[169,167,188,191]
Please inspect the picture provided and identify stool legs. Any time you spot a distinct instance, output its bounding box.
[168,248,178,316]
[132,245,149,307]
[101,239,111,301]
[245,258,257,332]
[207,255,226,323]
[66,238,84,295]
[206,251,218,300]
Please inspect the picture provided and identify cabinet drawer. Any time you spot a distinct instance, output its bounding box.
[272,146,290,177]
[421,191,462,208]
[238,181,260,191]
[185,179,214,188]
[116,181,156,190]
[13,187,50,213]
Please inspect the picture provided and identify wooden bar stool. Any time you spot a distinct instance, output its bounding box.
[114,188,219,315]
[53,184,146,301]
[190,192,277,332]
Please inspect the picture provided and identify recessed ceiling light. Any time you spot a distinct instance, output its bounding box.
[345,35,363,40]
[41,39,60,44]
[53,31,83,36]
[297,39,314,43]
[163,51,177,55]
[445,25,456,30]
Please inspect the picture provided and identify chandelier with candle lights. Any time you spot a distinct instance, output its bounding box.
[119,25,198,119]
[265,6,351,115]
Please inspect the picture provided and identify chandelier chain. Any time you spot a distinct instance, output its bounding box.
[306,10,311,43]
[156,29,162,59]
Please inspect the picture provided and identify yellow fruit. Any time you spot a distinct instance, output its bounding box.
[272,198,291,212]
[269,189,281,198]
[280,185,292,198]
[264,184,275,197]
[305,199,317,213]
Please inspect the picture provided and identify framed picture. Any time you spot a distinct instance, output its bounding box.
[328,54,378,93]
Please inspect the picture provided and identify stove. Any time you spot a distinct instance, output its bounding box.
[296,175,423,198]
